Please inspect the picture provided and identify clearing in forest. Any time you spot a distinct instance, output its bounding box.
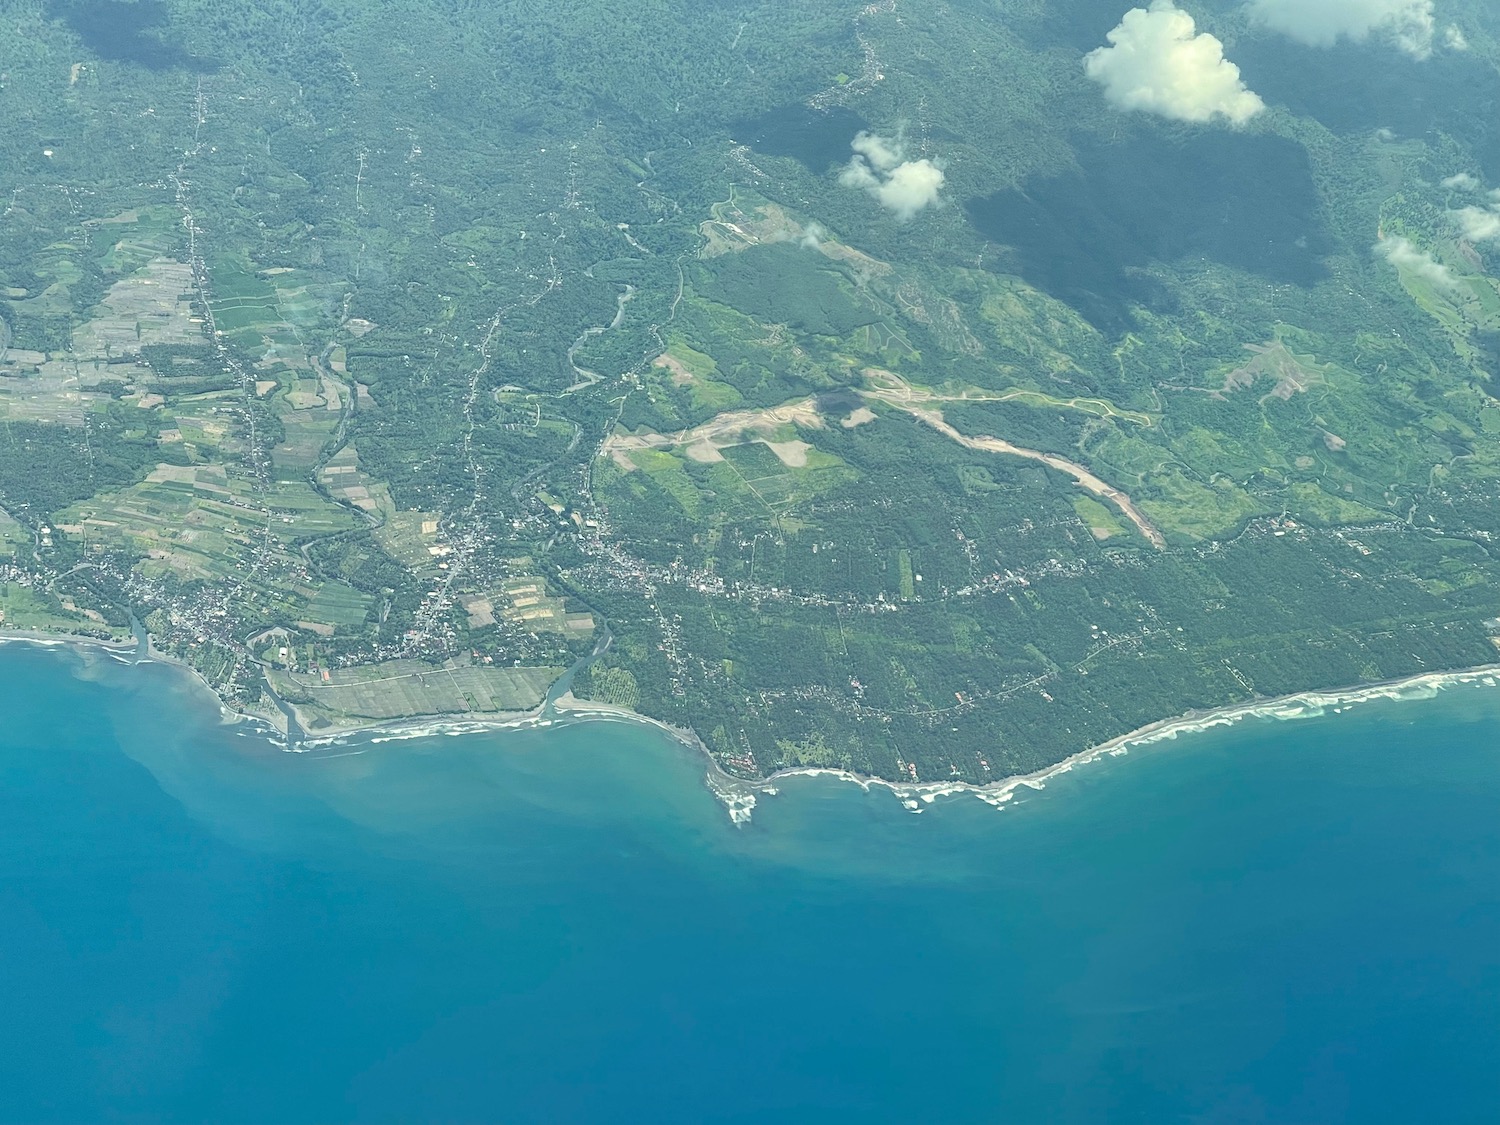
[860,369,1166,548]
[861,367,1155,425]
[1219,340,1327,401]
[603,398,828,470]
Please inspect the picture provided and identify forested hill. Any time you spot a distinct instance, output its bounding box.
[3,0,1500,782]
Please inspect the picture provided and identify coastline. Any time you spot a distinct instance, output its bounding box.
[4,627,1497,825]
[0,626,136,653]
[750,664,1500,821]
[0,627,285,735]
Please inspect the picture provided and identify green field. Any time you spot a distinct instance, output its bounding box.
[300,581,374,628]
[271,660,561,730]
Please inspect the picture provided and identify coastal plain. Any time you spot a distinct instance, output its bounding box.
[3,0,1500,786]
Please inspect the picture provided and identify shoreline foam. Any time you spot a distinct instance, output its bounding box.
[750,666,1500,820]
[4,628,1496,825]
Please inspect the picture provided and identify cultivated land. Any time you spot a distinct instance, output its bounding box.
[268,659,559,733]
[4,0,1500,782]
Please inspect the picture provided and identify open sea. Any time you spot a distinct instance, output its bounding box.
[3,642,1499,1124]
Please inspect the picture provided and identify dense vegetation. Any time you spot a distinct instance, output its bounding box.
[2,0,1500,780]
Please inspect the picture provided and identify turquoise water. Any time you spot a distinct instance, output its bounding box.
[3,644,1500,1123]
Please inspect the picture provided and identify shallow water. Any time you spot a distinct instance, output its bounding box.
[3,643,1499,1123]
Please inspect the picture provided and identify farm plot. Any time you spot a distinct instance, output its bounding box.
[57,465,358,581]
[461,576,594,635]
[271,658,560,729]
[298,581,373,630]
[317,443,397,518]
[206,256,345,371]
[374,509,446,573]
[0,255,204,424]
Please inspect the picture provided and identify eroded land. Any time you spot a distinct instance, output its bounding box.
[5,0,1500,781]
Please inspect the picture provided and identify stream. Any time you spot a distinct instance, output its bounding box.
[565,285,635,389]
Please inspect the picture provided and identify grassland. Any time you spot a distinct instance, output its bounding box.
[270,659,561,732]
[0,581,118,636]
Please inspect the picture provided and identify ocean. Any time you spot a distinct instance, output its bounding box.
[2,642,1498,1124]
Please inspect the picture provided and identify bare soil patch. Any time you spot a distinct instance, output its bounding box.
[601,397,825,468]
[767,439,812,467]
[1222,340,1325,401]
[653,352,695,386]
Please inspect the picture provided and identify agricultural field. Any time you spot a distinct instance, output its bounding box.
[317,443,397,519]
[206,255,344,364]
[0,579,119,637]
[373,510,447,575]
[57,465,356,579]
[269,658,560,732]
[461,576,594,635]
[0,253,200,424]
[0,506,31,557]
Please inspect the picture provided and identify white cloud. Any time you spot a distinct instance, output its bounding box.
[799,222,826,250]
[1376,234,1458,288]
[1247,0,1436,60]
[1084,1,1265,127]
[1441,173,1480,191]
[839,133,945,221]
[851,133,902,174]
[876,161,946,219]
[1444,25,1469,51]
[1454,206,1500,243]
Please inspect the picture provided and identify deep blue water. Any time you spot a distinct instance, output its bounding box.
[3,643,1500,1124]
